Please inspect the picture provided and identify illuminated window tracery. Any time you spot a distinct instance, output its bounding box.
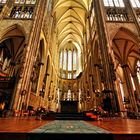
[59,48,78,79]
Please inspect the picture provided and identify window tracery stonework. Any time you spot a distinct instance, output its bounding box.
[59,49,78,79]
[103,0,133,22]
[105,7,132,22]
[10,6,34,19]
[9,0,36,19]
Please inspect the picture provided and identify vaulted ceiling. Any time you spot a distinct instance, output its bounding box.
[112,29,140,72]
[54,0,92,51]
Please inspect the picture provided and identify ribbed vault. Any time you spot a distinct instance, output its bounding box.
[54,0,91,50]
[112,29,140,73]
[53,0,92,94]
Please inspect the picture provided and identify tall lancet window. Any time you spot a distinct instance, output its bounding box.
[73,50,77,70]
[63,50,67,70]
[68,50,72,71]
[59,51,63,69]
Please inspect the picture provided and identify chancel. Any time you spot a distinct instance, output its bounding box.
[0,0,140,140]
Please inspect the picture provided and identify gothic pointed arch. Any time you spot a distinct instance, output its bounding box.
[112,27,140,67]
[0,24,27,43]
[0,24,27,111]
[110,27,140,45]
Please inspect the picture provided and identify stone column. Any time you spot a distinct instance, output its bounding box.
[132,74,140,101]
[121,64,138,112]
[93,0,113,91]
[12,0,47,110]
[93,0,119,112]
[66,49,68,78]
[72,50,74,78]
[115,80,126,117]
[61,49,64,77]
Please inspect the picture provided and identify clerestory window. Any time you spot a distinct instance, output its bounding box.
[103,0,130,21]
[130,0,140,8]
[14,0,36,4]
[103,0,125,7]
[130,0,140,22]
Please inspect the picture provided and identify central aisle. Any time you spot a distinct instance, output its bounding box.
[31,120,110,133]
